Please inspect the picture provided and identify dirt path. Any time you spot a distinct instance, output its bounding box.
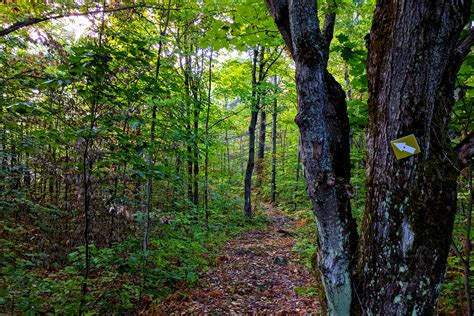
[148,205,319,315]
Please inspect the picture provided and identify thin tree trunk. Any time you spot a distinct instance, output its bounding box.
[244,110,259,217]
[187,130,193,203]
[1,127,7,168]
[294,135,301,192]
[48,146,54,200]
[225,130,230,178]
[109,166,119,247]
[204,49,213,229]
[81,135,93,298]
[281,127,286,174]
[143,0,171,271]
[193,125,199,207]
[244,46,261,217]
[64,147,69,212]
[464,165,472,316]
[240,135,244,175]
[256,109,266,188]
[81,0,107,298]
[183,49,194,204]
[192,118,199,207]
[344,65,352,101]
[270,81,277,203]
[192,63,200,208]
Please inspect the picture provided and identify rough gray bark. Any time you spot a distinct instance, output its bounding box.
[267,0,473,314]
[359,1,472,314]
[265,1,357,314]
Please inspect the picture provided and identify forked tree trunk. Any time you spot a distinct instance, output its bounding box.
[266,0,473,314]
[359,1,472,314]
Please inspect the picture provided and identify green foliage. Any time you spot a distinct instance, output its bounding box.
[1,194,268,314]
[294,286,318,296]
[1,0,471,314]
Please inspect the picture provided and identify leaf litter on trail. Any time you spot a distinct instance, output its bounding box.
[146,205,320,315]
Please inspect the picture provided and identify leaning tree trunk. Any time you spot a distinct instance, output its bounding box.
[265,1,358,314]
[359,1,472,314]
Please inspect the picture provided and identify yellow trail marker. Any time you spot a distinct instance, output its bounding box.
[390,134,421,160]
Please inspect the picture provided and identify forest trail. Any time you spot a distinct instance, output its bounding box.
[147,204,320,315]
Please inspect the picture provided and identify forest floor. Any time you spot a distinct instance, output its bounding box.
[147,204,320,315]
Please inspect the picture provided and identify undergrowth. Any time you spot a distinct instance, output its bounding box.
[1,198,268,314]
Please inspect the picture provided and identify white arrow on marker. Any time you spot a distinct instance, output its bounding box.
[394,142,416,154]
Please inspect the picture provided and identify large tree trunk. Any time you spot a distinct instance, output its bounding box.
[359,1,472,314]
[297,68,358,315]
[265,1,358,314]
[266,0,473,314]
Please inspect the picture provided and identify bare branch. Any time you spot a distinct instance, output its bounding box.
[0,4,176,37]
[261,46,284,80]
[451,240,468,267]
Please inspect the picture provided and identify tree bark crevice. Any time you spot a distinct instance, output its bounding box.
[266,0,472,314]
